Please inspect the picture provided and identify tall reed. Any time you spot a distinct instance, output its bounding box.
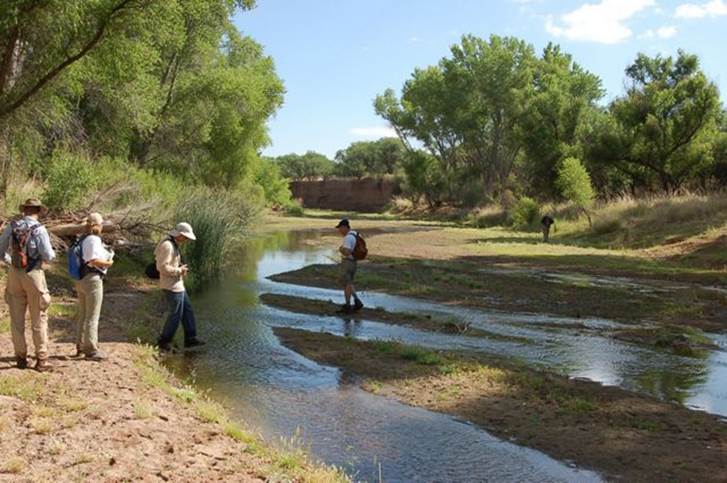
[173,188,260,292]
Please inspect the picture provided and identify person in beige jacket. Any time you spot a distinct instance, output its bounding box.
[0,198,56,371]
[155,222,205,352]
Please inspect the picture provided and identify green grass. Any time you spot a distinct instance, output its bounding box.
[0,375,44,401]
[133,400,155,419]
[131,344,348,482]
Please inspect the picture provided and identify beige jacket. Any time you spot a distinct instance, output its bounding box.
[155,239,185,293]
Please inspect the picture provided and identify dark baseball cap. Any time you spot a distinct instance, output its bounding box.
[335,218,350,228]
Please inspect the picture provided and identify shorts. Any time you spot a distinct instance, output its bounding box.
[341,259,357,285]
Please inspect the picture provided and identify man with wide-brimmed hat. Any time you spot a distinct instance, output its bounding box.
[0,198,56,371]
[154,222,205,352]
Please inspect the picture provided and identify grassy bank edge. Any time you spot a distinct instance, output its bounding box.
[130,343,348,482]
[0,256,349,483]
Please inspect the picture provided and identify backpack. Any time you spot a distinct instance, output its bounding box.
[352,232,368,261]
[68,235,89,281]
[10,219,42,271]
[145,237,181,279]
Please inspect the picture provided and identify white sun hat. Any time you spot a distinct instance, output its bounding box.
[169,222,196,240]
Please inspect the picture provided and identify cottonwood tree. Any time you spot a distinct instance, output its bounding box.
[275,151,334,180]
[518,44,603,198]
[556,157,595,227]
[333,138,406,178]
[601,51,722,192]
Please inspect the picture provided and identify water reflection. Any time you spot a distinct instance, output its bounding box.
[163,228,724,480]
[164,230,602,481]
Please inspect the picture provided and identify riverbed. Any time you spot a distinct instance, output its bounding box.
[163,229,726,481]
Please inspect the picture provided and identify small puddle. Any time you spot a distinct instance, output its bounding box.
[163,230,601,481]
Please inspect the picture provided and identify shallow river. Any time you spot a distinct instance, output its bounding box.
[164,230,726,481]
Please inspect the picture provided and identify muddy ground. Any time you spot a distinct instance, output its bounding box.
[270,258,727,331]
[276,327,727,483]
[260,293,531,343]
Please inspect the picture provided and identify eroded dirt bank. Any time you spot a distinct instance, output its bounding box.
[276,327,727,483]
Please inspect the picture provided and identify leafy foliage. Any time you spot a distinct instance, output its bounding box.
[587,51,722,193]
[556,157,595,209]
[511,197,541,229]
[376,36,725,207]
[42,151,96,212]
[333,138,406,177]
[274,151,334,180]
[0,0,289,215]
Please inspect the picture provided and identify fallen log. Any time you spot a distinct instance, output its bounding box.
[48,222,121,238]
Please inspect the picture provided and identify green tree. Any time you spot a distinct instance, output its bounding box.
[401,150,446,208]
[333,137,406,177]
[376,35,538,202]
[275,151,334,179]
[600,51,722,192]
[519,44,603,197]
[556,157,595,226]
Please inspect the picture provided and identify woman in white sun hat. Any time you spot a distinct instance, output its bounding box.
[154,222,205,351]
[75,212,114,361]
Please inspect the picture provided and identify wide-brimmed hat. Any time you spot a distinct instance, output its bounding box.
[335,218,350,229]
[84,212,104,226]
[19,198,47,214]
[169,222,196,240]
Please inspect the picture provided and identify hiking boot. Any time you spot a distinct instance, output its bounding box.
[157,342,175,353]
[184,339,206,349]
[35,359,52,373]
[336,304,353,314]
[353,300,364,312]
[85,351,108,361]
[16,357,29,369]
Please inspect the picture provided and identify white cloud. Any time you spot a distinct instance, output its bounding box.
[656,25,678,38]
[349,126,398,139]
[675,0,727,18]
[546,0,656,44]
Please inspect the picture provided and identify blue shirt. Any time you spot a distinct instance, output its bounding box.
[0,216,56,265]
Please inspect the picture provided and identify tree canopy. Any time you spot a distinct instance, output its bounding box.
[0,0,287,206]
[376,35,725,207]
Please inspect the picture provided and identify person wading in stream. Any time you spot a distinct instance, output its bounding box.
[0,198,56,371]
[154,222,205,352]
[336,218,365,314]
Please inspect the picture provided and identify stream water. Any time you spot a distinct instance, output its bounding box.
[163,229,726,481]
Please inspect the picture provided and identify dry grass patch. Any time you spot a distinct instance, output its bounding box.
[1,456,26,474]
[132,400,156,419]
[29,416,54,434]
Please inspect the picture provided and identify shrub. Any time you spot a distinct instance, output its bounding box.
[285,202,305,217]
[402,151,446,208]
[174,188,260,292]
[254,157,293,208]
[556,157,595,209]
[42,151,97,212]
[511,197,541,229]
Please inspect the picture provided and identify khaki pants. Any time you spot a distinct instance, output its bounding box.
[75,273,103,355]
[4,267,51,360]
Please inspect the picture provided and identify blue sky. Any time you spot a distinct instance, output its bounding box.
[234,0,727,158]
